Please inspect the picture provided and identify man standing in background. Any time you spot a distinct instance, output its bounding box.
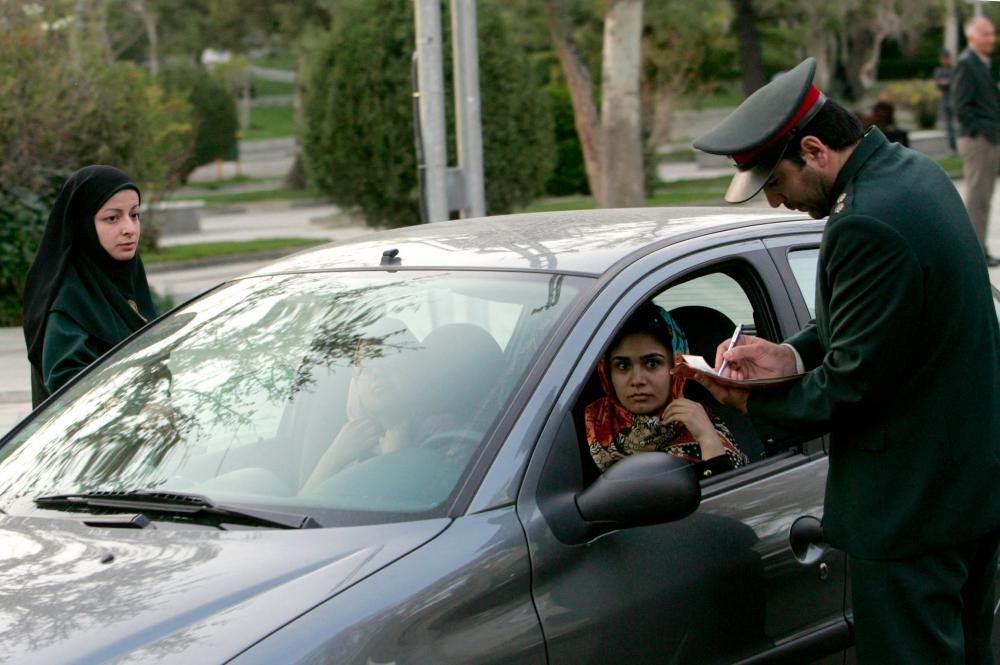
[953,16,1000,266]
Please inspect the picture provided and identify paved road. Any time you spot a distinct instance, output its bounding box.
[1,182,999,437]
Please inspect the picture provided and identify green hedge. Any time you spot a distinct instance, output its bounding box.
[0,171,68,326]
[545,84,589,196]
[0,24,194,324]
[160,64,240,179]
[303,0,555,227]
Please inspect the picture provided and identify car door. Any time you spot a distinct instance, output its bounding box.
[516,234,850,664]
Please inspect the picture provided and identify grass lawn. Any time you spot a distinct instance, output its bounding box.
[242,105,295,141]
[251,53,296,71]
[253,78,295,97]
[937,154,962,176]
[517,175,730,213]
[171,186,323,208]
[144,237,326,264]
[180,174,264,190]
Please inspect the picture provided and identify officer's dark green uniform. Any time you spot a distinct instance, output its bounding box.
[695,58,1000,664]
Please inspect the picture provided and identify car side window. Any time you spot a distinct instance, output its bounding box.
[572,264,778,487]
[652,270,768,466]
[786,248,819,319]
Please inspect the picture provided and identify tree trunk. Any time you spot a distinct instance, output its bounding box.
[944,0,958,57]
[600,0,644,207]
[546,1,604,205]
[129,0,160,77]
[729,0,767,97]
[70,0,88,69]
[648,86,673,150]
[812,33,838,91]
[842,27,873,100]
[858,33,886,91]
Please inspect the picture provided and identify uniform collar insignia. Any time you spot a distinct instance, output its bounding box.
[833,192,847,214]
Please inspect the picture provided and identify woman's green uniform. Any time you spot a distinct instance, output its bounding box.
[22,165,156,407]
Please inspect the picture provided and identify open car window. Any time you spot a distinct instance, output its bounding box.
[574,263,780,488]
[0,271,587,526]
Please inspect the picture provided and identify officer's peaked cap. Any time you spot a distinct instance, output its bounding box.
[693,58,827,203]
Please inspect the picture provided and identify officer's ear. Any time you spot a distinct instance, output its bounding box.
[798,135,829,169]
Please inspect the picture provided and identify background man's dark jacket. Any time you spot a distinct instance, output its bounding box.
[952,48,1000,142]
[749,128,1000,560]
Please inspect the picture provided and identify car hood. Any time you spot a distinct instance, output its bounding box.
[0,513,451,664]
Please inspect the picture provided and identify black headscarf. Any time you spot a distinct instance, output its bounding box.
[22,165,156,405]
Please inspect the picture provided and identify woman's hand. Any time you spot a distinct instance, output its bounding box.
[660,398,726,459]
[301,417,381,492]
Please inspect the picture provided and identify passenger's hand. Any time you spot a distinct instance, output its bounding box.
[713,335,797,380]
[660,398,725,459]
[332,417,381,452]
[301,417,381,493]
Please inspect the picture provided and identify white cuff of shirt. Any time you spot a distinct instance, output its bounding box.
[781,343,805,374]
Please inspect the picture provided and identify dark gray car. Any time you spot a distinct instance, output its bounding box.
[0,207,996,664]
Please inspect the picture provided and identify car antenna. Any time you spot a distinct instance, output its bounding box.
[380,248,401,266]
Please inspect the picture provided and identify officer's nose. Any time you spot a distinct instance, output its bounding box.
[764,188,783,208]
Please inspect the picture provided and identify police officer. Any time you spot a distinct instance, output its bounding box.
[691,58,1000,664]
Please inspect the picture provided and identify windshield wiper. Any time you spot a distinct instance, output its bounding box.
[34,490,321,529]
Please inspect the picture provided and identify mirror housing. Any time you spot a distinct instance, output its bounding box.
[574,452,700,538]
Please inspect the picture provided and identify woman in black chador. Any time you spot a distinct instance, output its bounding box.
[22,165,156,407]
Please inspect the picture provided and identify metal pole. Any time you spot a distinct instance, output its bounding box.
[414,0,449,223]
[451,0,486,218]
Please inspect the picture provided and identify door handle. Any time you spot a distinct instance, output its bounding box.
[789,515,829,566]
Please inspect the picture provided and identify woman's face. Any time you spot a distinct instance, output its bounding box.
[608,331,673,415]
[94,189,141,261]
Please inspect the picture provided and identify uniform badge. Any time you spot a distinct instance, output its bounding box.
[832,192,846,214]
[128,299,148,323]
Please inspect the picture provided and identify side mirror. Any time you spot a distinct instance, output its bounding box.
[575,452,700,537]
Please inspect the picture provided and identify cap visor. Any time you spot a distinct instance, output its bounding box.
[725,160,777,204]
[724,137,792,204]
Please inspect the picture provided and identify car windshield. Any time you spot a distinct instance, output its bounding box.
[0,270,587,526]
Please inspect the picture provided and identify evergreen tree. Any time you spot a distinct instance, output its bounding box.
[303,0,555,227]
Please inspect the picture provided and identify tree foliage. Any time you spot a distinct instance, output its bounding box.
[0,17,193,323]
[159,64,240,178]
[302,0,555,227]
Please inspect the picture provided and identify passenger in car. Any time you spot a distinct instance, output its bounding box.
[301,321,504,492]
[301,323,430,491]
[585,303,748,479]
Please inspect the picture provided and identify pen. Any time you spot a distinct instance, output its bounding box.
[718,323,744,375]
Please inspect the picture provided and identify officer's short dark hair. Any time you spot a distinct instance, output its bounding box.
[781,99,864,167]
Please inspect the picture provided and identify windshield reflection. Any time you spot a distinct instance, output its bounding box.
[0,271,586,525]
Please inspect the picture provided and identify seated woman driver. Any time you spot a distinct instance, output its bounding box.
[585,302,748,479]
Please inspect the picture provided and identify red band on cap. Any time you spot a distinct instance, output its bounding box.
[731,85,823,167]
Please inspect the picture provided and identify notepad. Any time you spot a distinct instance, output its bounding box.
[674,355,803,390]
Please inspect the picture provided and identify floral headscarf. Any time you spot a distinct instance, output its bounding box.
[584,304,746,473]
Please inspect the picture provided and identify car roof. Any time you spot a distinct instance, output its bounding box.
[248,206,816,277]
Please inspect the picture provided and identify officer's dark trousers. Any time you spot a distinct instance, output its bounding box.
[849,530,1000,665]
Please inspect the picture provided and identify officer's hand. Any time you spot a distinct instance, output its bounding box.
[713,335,797,379]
